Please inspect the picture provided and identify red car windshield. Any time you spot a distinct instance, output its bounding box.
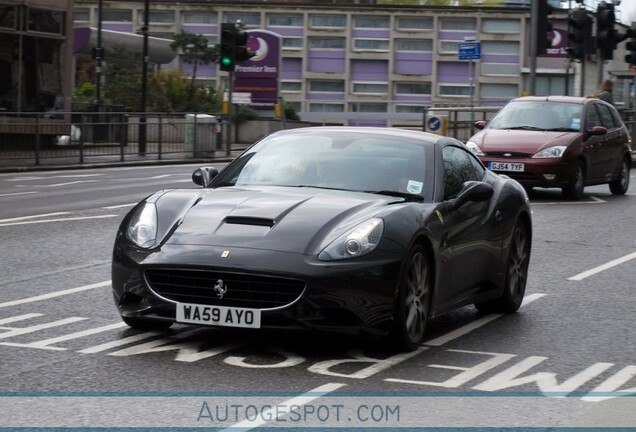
[488,101,584,132]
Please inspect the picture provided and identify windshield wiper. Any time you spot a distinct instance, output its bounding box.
[505,125,544,131]
[364,190,424,201]
[544,127,579,132]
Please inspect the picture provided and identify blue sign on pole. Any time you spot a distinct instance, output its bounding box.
[427,116,441,132]
[458,42,481,60]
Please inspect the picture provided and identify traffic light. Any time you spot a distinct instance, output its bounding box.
[219,23,236,72]
[234,29,255,62]
[537,0,554,55]
[596,1,616,60]
[567,8,590,61]
[626,28,636,66]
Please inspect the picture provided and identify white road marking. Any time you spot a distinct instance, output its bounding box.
[0,313,43,326]
[0,212,69,223]
[0,317,86,340]
[220,383,346,431]
[78,331,162,354]
[46,180,98,187]
[102,203,137,209]
[0,191,39,197]
[0,280,110,309]
[531,196,605,205]
[6,174,103,181]
[0,214,118,227]
[568,251,636,281]
[0,322,127,351]
[424,293,546,347]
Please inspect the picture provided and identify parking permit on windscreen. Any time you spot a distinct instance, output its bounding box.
[406,180,423,194]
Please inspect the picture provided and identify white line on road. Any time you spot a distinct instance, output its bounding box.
[0,214,118,227]
[46,180,99,187]
[0,280,110,309]
[221,383,346,431]
[0,191,39,197]
[102,203,137,209]
[424,293,546,347]
[6,174,103,181]
[531,196,606,205]
[0,322,127,351]
[568,251,636,281]
[0,212,69,223]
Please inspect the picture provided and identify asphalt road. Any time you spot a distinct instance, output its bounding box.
[0,164,635,430]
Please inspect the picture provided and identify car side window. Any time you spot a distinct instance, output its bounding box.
[442,146,483,200]
[586,105,602,128]
[596,104,617,130]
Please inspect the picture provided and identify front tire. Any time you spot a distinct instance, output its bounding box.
[562,160,585,200]
[390,245,431,351]
[475,219,530,314]
[609,157,630,195]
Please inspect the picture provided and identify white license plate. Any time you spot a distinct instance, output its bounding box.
[176,302,261,329]
[488,162,525,172]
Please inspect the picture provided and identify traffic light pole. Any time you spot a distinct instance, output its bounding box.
[226,70,233,156]
[529,0,539,95]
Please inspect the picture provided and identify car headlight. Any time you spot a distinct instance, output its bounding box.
[465,141,485,156]
[318,218,384,261]
[532,146,567,159]
[126,202,158,248]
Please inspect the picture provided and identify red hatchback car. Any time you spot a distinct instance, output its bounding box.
[466,96,632,200]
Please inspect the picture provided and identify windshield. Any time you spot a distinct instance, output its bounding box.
[210,130,431,199]
[488,101,584,132]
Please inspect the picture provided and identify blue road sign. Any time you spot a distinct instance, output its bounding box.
[427,116,441,132]
[458,42,481,60]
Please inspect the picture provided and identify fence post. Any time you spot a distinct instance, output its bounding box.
[79,114,85,164]
[158,114,163,160]
[35,114,40,165]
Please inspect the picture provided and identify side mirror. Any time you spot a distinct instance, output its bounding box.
[474,121,487,130]
[450,181,494,211]
[582,125,607,142]
[192,167,219,187]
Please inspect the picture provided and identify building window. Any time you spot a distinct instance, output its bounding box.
[202,34,218,46]
[102,9,132,23]
[73,8,90,23]
[139,10,175,25]
[281,81,302,92]
[523,75,569,96]
[354,16,390,29]
[396,17,433,31]
[268,14,303,27]
[28,8,64,35]
[0,5,16,29]
[310,14,347,29]
[395,105,425,114]
[439,85,472,97]
[352,82,388,94]
[310,103,345,112]
[481,41,520,54]
[395,82,431,95]
[482,63,519,76]
[351,102,387,112]
[353,39,389,52]
[282,38,304,49]
[226,12,260,26]
[439,40,462,54]
[440,19,476,31]
[482,19,521,33]
[309,80,345,92]
[481,83,518,99]
[182,12,217,24]
[309,37,346,49]
[395,39,432,52]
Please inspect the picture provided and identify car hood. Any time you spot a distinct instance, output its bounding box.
[470,129,576,153]
[158,187,401,254]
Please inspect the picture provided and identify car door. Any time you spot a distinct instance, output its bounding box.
[596,103,627,181]
[583,103,607,182]
[435,145,499,310]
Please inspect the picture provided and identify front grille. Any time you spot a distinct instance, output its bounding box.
[145,268,306,309]
[487,152,532,158]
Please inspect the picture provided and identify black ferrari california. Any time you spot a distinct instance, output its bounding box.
[112,126,532,351]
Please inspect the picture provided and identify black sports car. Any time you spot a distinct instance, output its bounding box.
[112,126,532,351]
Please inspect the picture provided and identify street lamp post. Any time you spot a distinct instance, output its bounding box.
[95,0,103,106]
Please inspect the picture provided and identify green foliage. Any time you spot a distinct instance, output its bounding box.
[74,82,96,103]
[170,32,218,99]
[102,45,143,111]
[233,105,260,123]
[283,101,300,121]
